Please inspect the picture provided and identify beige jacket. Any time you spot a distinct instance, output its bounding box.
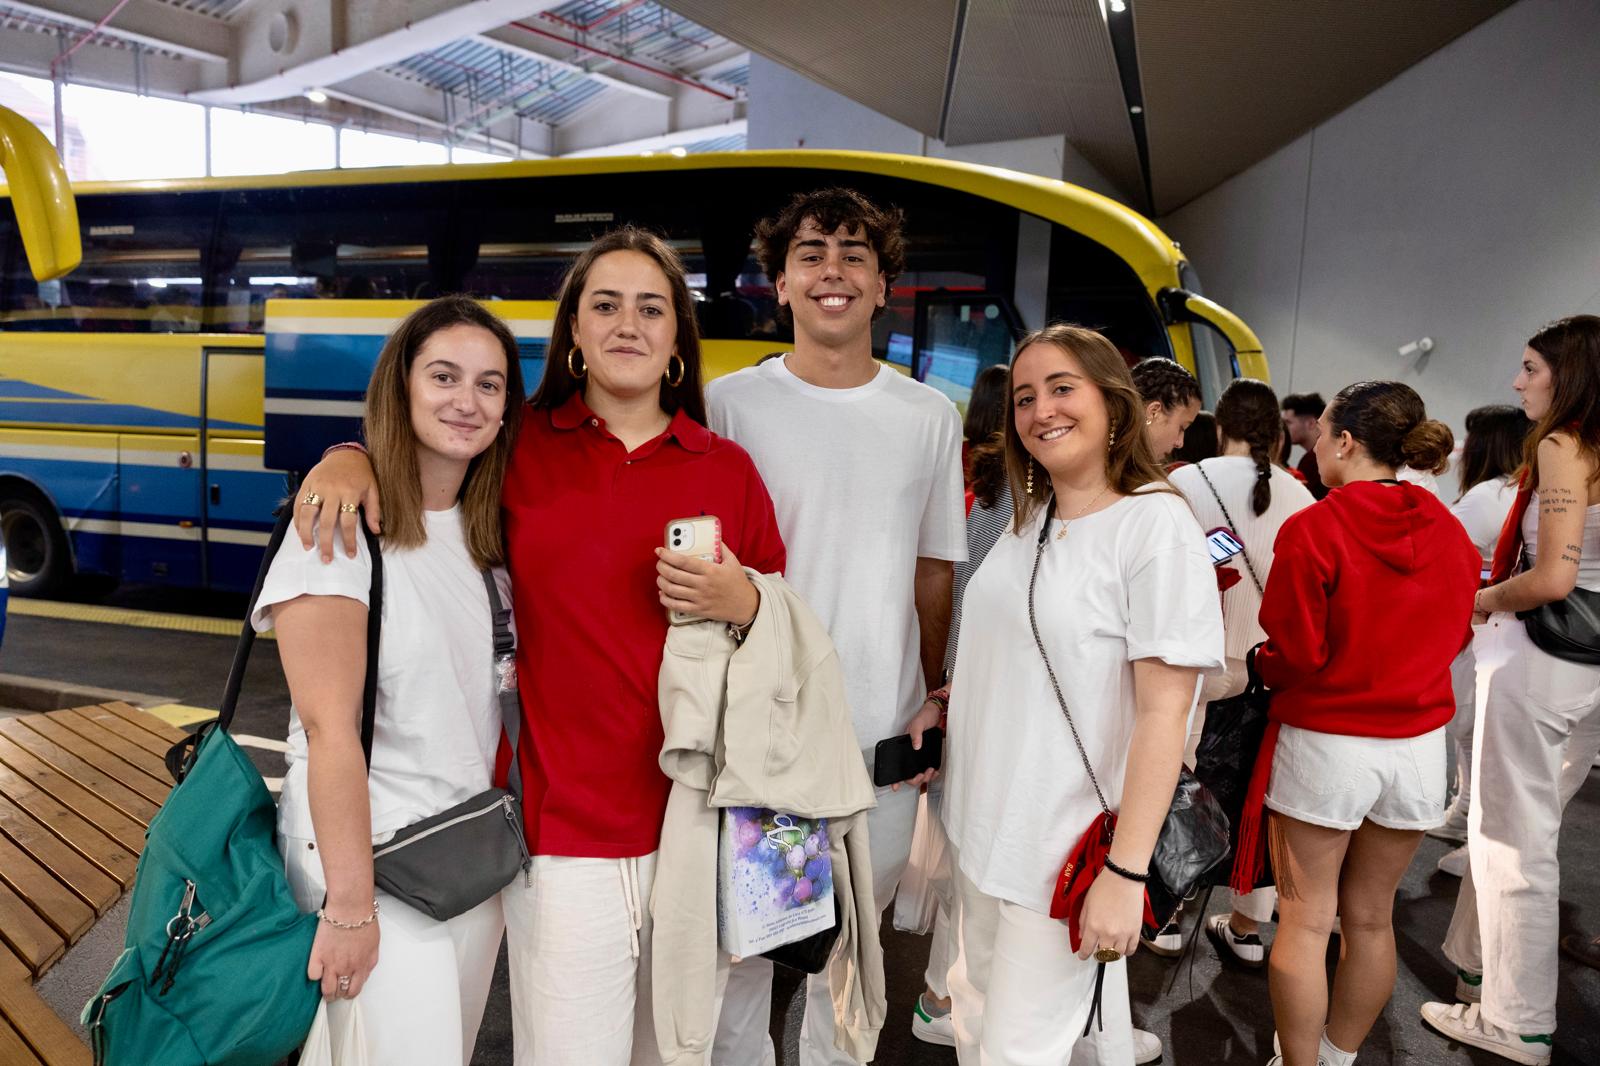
[651,571,883,1065]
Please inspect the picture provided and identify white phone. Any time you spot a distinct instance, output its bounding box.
[1207,527,1245,566]
[664,515,722,625]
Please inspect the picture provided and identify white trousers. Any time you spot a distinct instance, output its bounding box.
[949,861,1133,1066]
[711,784,919,1066]
[281,834,503,1066]
[1442,616,1600,1035]
[1444,633,1485,809]
[503,853,660,1066]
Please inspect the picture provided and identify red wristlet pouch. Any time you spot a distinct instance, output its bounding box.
[1050,811,1155,952]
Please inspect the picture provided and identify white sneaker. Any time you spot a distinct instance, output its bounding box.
[910,993,954,1046]
[1436,844,1469,878]
[1455,968,1483,1004]
[1142,916,1185,957]
[1427,798,1470,843]
[1133,1027,1162,1064]
[1420,1001,1552,1064]
[1266,1033,1331,1066]
[1205,913,1266,968]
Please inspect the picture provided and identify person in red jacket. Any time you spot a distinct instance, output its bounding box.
[1234,381,1480,1066]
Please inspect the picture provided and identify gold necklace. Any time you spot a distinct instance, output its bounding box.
[1055,485,1114,540]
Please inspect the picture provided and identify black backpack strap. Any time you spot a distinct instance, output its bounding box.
[482,569,522,796]
[165,506,382,781]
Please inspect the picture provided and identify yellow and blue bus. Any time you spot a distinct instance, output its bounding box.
[0,149,1264,597]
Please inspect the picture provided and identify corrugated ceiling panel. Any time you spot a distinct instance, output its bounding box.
[1137,0,1513,213]
[664,0,958,133]
[943,0,1139,196]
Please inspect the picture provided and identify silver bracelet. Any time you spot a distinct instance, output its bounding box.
[317,900,379,930]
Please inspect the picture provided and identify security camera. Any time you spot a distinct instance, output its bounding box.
[1398,337,1435,358]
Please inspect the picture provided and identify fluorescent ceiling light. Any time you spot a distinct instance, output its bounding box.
[304,89,328,104]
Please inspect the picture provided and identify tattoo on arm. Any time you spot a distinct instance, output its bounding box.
[1561,552,1582,565]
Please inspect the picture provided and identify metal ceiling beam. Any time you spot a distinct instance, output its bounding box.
[190,0,566,105]
[331,66,554,155]
[474,26,670,101]
[0,23,210,94]
[2,0,228,62]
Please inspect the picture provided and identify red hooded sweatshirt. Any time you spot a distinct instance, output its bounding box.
[1230,480,1480,891]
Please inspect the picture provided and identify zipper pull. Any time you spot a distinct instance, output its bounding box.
[503,798,533,886]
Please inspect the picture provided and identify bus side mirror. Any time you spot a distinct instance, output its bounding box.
[0,106,80,281]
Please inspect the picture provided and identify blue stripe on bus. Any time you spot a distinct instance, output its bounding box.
[0,379,91,400]
[268,333,390,394]
[266,386,367,401]
[0,400,257,432]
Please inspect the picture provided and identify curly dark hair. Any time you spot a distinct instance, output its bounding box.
[754,187,907,321]
[1130,357,1201,412]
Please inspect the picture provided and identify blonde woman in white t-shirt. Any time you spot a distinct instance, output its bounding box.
[1168,379,1315,968]
[254,297,523,1065]
[942,324,1224,1063]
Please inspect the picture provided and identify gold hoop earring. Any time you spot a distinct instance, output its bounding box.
[1025,461,1034,496]
[567,347,586,379]
[665,353,685,388]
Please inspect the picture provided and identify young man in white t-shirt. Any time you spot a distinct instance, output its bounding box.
[706,188,966,1066]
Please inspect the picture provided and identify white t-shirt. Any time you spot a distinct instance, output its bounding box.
[707,357,967,747]
[1450,474,1517,568]
[253,505,513,840]
[941,490,1225,912]
[1170,457,1316,659]
[1398,466,1443,497]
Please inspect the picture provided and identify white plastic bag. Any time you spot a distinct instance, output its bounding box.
[299,998,370,1066]
[893,788,952,935]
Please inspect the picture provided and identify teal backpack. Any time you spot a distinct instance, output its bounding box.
[84,509,381,1064]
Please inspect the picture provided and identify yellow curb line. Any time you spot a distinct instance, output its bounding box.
[7,598,273,640]
[144,703,221,728]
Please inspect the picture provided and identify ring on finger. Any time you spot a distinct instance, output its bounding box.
[301,492,323,508]
[1093,946,1122,964]
[336,974,351,993]
[338,502,359,514]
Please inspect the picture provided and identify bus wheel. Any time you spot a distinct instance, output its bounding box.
[0,490,69,596]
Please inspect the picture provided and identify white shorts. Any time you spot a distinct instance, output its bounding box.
[1265,724,1447,831]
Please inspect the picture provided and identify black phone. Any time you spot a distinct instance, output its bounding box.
[872,727,944,788]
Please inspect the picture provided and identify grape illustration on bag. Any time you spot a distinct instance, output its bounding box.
[718,808,836,957]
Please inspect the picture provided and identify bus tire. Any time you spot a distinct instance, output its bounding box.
[0,488,70,597]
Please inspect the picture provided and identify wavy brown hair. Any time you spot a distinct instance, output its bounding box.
[754,186,907,322]
[530,226,707,425]
[1522,315,1600,487]
[1215,379,1283,516]
[1458,404,1531,499]
[363,295,525,569]
[1005,323,1176,533]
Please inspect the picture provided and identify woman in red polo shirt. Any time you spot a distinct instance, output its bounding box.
[296,228,786,1066]
[1232,381,1477,1066]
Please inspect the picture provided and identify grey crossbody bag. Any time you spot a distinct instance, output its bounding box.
[360,534,532,920]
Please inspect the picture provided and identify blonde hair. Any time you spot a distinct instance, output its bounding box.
[1004,323,1177,533]
[363,295,525,568]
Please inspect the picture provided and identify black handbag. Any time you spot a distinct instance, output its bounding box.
[1191,653,1273,890]
[363,562,533,922]
[1517,552,1600,664]
[1027,497,1232,936]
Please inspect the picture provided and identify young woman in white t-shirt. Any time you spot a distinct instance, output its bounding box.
[254,297,524,1064]
[941,324,1224,1063]
[1168,379,1315,966]
[1430,404,1528,877]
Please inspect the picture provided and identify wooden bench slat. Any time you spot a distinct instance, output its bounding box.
[0,880,65,978]
[98,701,190,746]
[0,722,164,820]
[0,740,148,854]
[44,711,174,784]
[0,1015,47,1066]
[0,793,119,917]
[0,831,94,944]
[0,979,89,1065]
[0,765,141,885]
[6,719,168,810]
[68,707,172,760]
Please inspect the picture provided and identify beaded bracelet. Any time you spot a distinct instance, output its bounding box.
[317,900,380,930]
[1103,856,1150,884]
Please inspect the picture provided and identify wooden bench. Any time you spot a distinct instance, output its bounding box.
[0,702,183,1064]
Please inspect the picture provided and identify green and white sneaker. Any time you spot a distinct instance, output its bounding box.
[1420,1002,1552,1065]
[1455,967,1483,1004]
[911,992,954,1047]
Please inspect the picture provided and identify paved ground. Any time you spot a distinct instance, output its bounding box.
[5,586,1598,1064]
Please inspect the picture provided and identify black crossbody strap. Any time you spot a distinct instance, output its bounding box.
[482,570,523,796]
[1196,461,1264,595]
[358,524,382,768]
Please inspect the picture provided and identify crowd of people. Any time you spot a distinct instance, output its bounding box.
[254,184,1597,1066]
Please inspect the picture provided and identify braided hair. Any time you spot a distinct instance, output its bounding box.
[1215,379,1283,516]
[1131,357,1202,414]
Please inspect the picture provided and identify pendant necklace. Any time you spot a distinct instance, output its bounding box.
[1055,484,1113,541]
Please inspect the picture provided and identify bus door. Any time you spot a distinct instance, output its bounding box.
[116,422,202,588]
[912,292,1024,415]
[201,345,271,592]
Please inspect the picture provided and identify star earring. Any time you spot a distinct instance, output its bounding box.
[1026,461,1034,495]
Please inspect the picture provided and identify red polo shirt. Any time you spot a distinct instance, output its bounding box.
[502,392,786,858]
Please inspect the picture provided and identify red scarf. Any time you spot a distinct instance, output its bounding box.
[1488,469,1535,587]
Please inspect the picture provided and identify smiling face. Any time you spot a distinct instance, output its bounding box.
[1514,345,1555,421]
[775,218,887,349]
[407,323,509,468]
[1011,341,1110,481]
[1146,396,1201,461]
[571,249,677,406]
